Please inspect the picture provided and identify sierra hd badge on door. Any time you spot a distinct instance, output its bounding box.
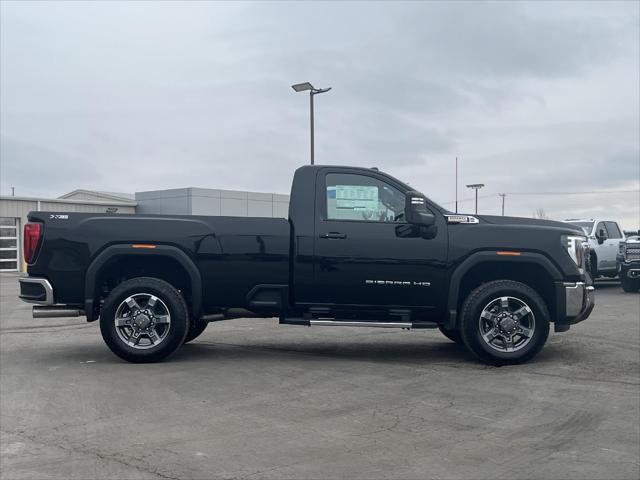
[365,280,431,286]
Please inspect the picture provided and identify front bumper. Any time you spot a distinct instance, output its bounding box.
[617,259,640,279]
[554,281,595,332]
[565,282,595,320]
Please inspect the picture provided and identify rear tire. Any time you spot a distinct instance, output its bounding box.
[438,325,462,344]
[460,280,550,366]
[100,277,189,363]
[621,276,640,293]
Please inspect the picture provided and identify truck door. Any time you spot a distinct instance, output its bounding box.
[604,221,623,270]
[309,168,448,312]
[595,221,618,271]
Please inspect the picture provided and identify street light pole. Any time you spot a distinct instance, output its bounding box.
[499,193,506,216]
[310,92,314,165]
[475,188,478,214]
[292,82,332,165]
[455,157,458,214]
[466,183,485,215]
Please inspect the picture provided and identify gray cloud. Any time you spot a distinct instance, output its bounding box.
[1,0,638,228]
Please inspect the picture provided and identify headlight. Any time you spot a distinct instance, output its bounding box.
[562,234,587,268]
[619,243,625,255]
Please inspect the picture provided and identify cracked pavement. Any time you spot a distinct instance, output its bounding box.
[1,273,638,479]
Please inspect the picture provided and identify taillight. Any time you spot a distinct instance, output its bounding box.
[24,223,42,264]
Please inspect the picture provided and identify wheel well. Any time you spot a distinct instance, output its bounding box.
[94,255,193,317]
[457,261,556,322]
[589,250,598,275]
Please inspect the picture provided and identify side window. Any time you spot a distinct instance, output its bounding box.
[325,173,405,223]
[596,222,609,237]
[605,222,622,239]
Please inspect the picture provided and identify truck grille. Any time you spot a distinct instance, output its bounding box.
[625,245,640,261]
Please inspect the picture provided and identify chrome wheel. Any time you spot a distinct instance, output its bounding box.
[478,296,535,353]
[114,293,171,349]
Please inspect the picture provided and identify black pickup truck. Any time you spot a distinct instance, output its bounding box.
[617,235,640,292]
[19,165,594,365]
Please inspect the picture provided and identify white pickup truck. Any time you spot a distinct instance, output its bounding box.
[565,219,625,278]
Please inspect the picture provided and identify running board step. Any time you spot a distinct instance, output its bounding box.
[280,319,437,329]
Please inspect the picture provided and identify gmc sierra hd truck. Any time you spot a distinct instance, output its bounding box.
[617,235,640,292]
[19,165,595,365]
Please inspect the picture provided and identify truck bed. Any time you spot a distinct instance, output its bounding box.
[27,212,291,310]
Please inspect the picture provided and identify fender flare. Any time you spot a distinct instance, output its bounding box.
[444,251,563,329]
[84,244,202,321]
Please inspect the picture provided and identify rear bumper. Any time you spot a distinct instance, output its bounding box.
[555,281,595,331]
[19,277,54,305]
[19,276,84,318]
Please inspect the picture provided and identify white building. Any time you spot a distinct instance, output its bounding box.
[0,187,289,272]
[136,188,289,217]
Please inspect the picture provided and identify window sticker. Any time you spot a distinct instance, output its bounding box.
[334,185,379,211]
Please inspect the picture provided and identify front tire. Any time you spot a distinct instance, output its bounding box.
[100,277,189,363]
[621,276,640,293]
[460,280,550,365]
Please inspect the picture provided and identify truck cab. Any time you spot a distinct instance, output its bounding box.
[288,166,448,317]
[565,218,624,277]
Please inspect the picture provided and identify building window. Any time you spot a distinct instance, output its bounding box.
[0,218,18,271]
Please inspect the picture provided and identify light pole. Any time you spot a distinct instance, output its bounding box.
[499,193,506,216]
[291,82,332,165]
[455,157,458,213]
[466,183,485,214]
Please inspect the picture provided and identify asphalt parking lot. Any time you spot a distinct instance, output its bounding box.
[0,273,638,480]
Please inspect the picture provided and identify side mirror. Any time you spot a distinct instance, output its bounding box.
[596,228,608,244]
[405,191,435,226]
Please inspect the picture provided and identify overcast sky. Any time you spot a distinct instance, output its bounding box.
[1,1,638,228]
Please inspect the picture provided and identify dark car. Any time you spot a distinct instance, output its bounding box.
[617,235,640,292]
[19,165,594,365]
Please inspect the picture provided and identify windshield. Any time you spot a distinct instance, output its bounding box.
[569,221,594,235]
